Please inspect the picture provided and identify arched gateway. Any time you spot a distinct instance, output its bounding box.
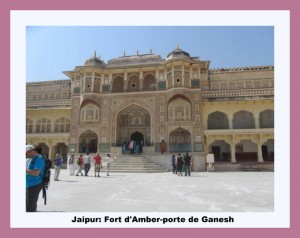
[116,104,151,148]
[79,130,98,153]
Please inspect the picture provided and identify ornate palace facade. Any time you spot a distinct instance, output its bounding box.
[26,47,274,171]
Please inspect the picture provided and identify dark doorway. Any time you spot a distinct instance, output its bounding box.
[262,145,269,161]
[212,146,221,162]
[130,131,144,153]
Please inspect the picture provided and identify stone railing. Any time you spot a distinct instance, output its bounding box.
[26,99,71,108]
[202,88,274,100]
[209,65,274,73]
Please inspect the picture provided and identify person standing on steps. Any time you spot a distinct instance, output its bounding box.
[160,140,166,154]
[105,154,113,176]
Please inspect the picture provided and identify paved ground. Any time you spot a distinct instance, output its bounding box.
[37,169,274,212]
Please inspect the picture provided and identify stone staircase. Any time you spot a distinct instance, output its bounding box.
[239,163,261,171]
[108,155,168,173]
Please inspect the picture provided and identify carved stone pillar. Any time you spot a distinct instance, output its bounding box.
[229,115,233,129]
[257,137,264,162]
[91,72,95,92]
[124,72,128,91]
[255,116,260,129]
[139,71,143,91]
[230,136,236,162]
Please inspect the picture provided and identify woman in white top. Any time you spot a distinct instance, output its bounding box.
[105,154,113,176]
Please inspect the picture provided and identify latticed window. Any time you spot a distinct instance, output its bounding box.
[259,110,274,128]
[112,76,124,92]
[54,117,70,132]
[143,74,156,91]
[208,111,229,129]
[26,118,33,133]
[233,111,255,129]
[127,75,140,92]
[80,104,99,123]
[36,118,51,133]
[168,97,191,122]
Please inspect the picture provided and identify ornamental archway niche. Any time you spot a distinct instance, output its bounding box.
[169,127,191,152]
[79,130,98,153]
[116,104,151,146]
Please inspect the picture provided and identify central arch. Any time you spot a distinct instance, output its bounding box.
[116,104,151,146]
[79,130,98,153]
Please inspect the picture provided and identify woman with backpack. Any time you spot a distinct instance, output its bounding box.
[76,154,84,176]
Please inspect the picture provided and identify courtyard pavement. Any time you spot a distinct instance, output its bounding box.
[37,169,274,212]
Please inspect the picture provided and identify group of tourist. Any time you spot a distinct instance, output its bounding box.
[122,139,144,154]
[171,152,193,176]
[25,144,114,213]
[26,143,193,213]
[68,152,113,178]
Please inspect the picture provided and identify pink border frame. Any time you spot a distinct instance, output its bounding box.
[1,0,299,237]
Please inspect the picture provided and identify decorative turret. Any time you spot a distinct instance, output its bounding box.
[166,44,192,61]
[83,51,105,67]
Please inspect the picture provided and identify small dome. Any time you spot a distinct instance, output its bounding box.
[166,46,191,61]
[83,52,105,67]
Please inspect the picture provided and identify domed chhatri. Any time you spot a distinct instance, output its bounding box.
[83,51,105,67]
[166,44,192,61]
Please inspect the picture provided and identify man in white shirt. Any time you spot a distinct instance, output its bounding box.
[84,153,91,176]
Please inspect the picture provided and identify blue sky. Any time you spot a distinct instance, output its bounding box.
[26,26,274,82]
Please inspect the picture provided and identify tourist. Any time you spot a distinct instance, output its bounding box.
[76,154,84,176]
[93,152,102,177]
[171,154,177,174]
[129,140,135,154]
[54,153,63,181]
[26,144,45,212]
[160,140,166,154]
[68,154,76,176]
[183,152,193,176]
[84,152,91,176]
[122,140,129,155]
[176,153,184,176]
[105,154,113,176]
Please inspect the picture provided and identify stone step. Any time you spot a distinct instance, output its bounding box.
[105,155,168,173]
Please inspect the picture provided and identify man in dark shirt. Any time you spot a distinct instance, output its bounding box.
[183,152,193,176]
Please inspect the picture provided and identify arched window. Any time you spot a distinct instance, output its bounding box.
[208,111,229,129]
[36,118,51,133]
[26,118,33,133]
[128,74,140,92]
[168,96,191,122]
[143,74,156,91]
[259,110,274,128]
[54,117,70,132]
[112,75,124,92]
[233,111,255,129]
[80,103,99,123]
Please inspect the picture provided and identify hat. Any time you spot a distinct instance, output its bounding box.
[26,144,35,153]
